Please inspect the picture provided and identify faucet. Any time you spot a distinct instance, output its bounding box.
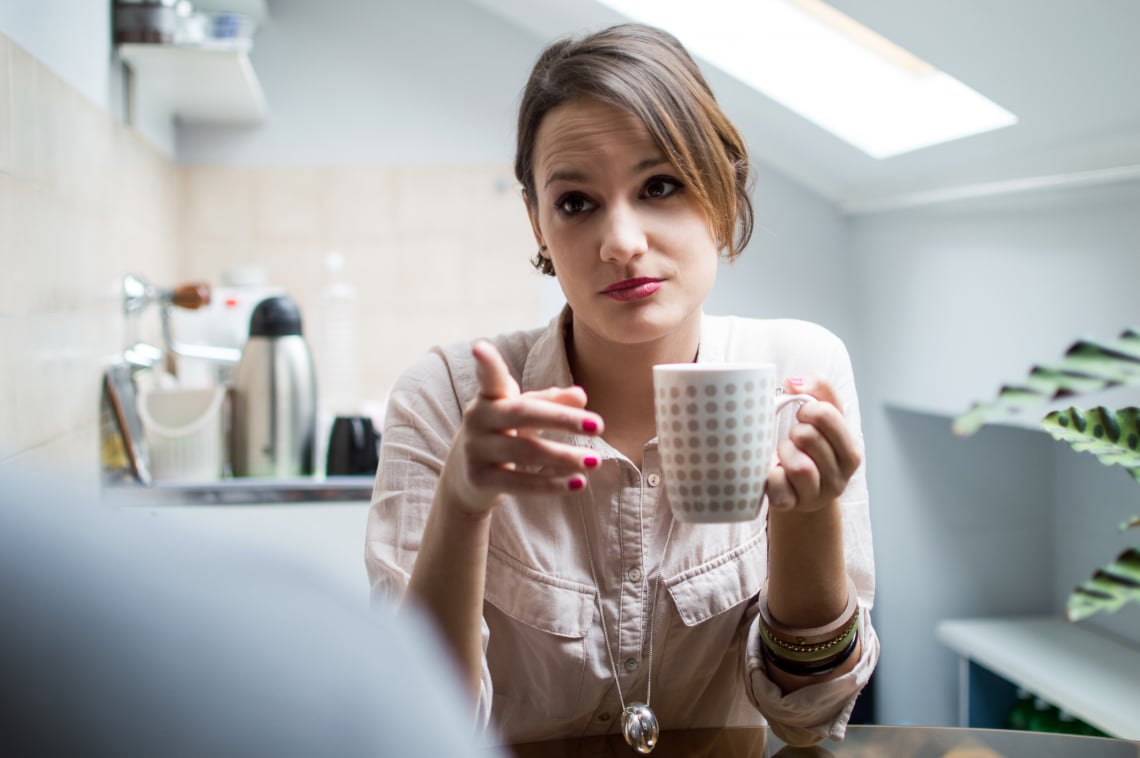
[121,274,243,366]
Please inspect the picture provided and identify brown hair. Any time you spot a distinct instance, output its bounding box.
[515,23,754,276]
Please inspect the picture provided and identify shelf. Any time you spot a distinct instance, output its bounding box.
[192,0,269,25]
[937,616,1140,739]
[119,43,267,125]
[886,382,1140,434]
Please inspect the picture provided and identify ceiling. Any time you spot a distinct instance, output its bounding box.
[471,0,1140,214]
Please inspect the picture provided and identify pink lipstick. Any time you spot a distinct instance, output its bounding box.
[602,277,662,302]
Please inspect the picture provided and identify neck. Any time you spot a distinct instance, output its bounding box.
[566,313,701,458]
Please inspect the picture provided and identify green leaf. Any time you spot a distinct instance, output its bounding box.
[1040,407,1140,480]
[1058,337,1140,382]
[952,386,1052,437]
[1066,548,1140,621]
[1025,366,1109,396]
[954,328,1140,437]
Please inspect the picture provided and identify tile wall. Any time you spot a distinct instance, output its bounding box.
[0,31,545,484]
[178,163,543,421]
[0,32,180,483]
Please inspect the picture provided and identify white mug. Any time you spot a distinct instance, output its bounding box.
[652,363,812,523]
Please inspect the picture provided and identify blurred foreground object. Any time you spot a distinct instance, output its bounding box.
[0,468,501,757]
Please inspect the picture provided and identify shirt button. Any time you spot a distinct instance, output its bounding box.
[627,567,642,583]
[625,658,639,672]
[598,712,611,722]
[647,473,661,487]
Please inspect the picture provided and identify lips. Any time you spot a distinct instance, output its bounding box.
[601,277,663,302]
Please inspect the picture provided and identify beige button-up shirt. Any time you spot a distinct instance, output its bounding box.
[365,309,878,746]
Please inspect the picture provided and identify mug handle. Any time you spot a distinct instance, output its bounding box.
[770,394,816,468]
[774,393,815,415]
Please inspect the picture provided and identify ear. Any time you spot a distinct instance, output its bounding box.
[522,190,547,256]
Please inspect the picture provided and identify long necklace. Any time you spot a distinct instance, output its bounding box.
[577,494,677,755]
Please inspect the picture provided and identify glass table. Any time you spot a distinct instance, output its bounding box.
[508,724,1140,757]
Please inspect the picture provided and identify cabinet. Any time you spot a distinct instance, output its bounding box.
[937,616,1140,740]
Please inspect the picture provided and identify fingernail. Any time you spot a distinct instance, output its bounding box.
[584,455,600,468]
[568,476,586,491]
[582,418,598,433]
[787,376,805,387]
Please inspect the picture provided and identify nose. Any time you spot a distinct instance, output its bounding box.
[599,204,648,264]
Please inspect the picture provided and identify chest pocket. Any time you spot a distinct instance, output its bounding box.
[666,529,766,626]
[483,547,595,723]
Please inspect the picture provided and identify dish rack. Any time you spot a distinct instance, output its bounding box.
[103,274,243,486]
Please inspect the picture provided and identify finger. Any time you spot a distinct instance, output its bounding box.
[468,433,600,474]
[467,465,591,496]
[784,374,842,412]
[473,340,519,400]
[794,401,862,480]
[468,394,604,437]
[788,421,841,485]
[526,384,589,410]
[764,463,797,512]
[775,436,820,503]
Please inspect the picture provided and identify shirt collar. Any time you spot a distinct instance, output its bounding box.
[520,305,576,393]
[520,305,724,393]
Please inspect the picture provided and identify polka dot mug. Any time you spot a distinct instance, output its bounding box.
[652,363,813,523]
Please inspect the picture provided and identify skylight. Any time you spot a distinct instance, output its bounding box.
[595,0,1017,159]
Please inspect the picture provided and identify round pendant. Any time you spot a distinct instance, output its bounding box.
[621,702,659,754]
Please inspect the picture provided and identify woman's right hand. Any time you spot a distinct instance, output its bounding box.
[440,339,605,516]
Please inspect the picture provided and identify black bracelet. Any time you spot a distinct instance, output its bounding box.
[762,629,859,677]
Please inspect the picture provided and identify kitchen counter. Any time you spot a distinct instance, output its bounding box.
[108,479,375,607]
[104,474,375,505]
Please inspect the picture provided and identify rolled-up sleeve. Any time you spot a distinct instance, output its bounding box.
[744,594,879,744]
[741,322,880,746]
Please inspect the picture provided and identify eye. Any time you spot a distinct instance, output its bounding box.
[643,175,682,200]
[554,192,597,217]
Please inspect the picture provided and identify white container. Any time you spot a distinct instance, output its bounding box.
[138,387,227,482]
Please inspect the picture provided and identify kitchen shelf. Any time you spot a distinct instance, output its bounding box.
[119,43,267,125]
[937,615,1140,739]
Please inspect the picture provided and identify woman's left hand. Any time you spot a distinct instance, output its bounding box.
[764,376,862,514]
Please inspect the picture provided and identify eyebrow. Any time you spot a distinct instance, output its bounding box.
[542,156,671,189]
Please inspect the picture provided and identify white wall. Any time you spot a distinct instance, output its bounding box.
[852,181,1140,727]
[0,0,114,112]
[177,0,541,165]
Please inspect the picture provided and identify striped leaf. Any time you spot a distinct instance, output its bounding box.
[1040,407,1140,482]
[954,328,1140,437]
[1066,548,1140,621]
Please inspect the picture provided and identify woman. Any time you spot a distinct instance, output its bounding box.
[366,23,877,750]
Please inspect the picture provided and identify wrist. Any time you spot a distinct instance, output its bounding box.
[766,494,839,524]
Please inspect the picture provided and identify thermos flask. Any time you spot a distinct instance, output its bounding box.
[230,296,317,477]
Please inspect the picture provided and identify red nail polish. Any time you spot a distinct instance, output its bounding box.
[584,455,600,468]
[582,418,598,433]
[568,476,586,491]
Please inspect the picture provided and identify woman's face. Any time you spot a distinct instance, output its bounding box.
[528,98,719,351]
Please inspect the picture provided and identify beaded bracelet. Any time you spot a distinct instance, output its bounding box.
[762,626,860,677]
[759,612,860,664]
[758,576,859,647]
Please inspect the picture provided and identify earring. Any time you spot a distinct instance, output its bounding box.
[538,244,548,255]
